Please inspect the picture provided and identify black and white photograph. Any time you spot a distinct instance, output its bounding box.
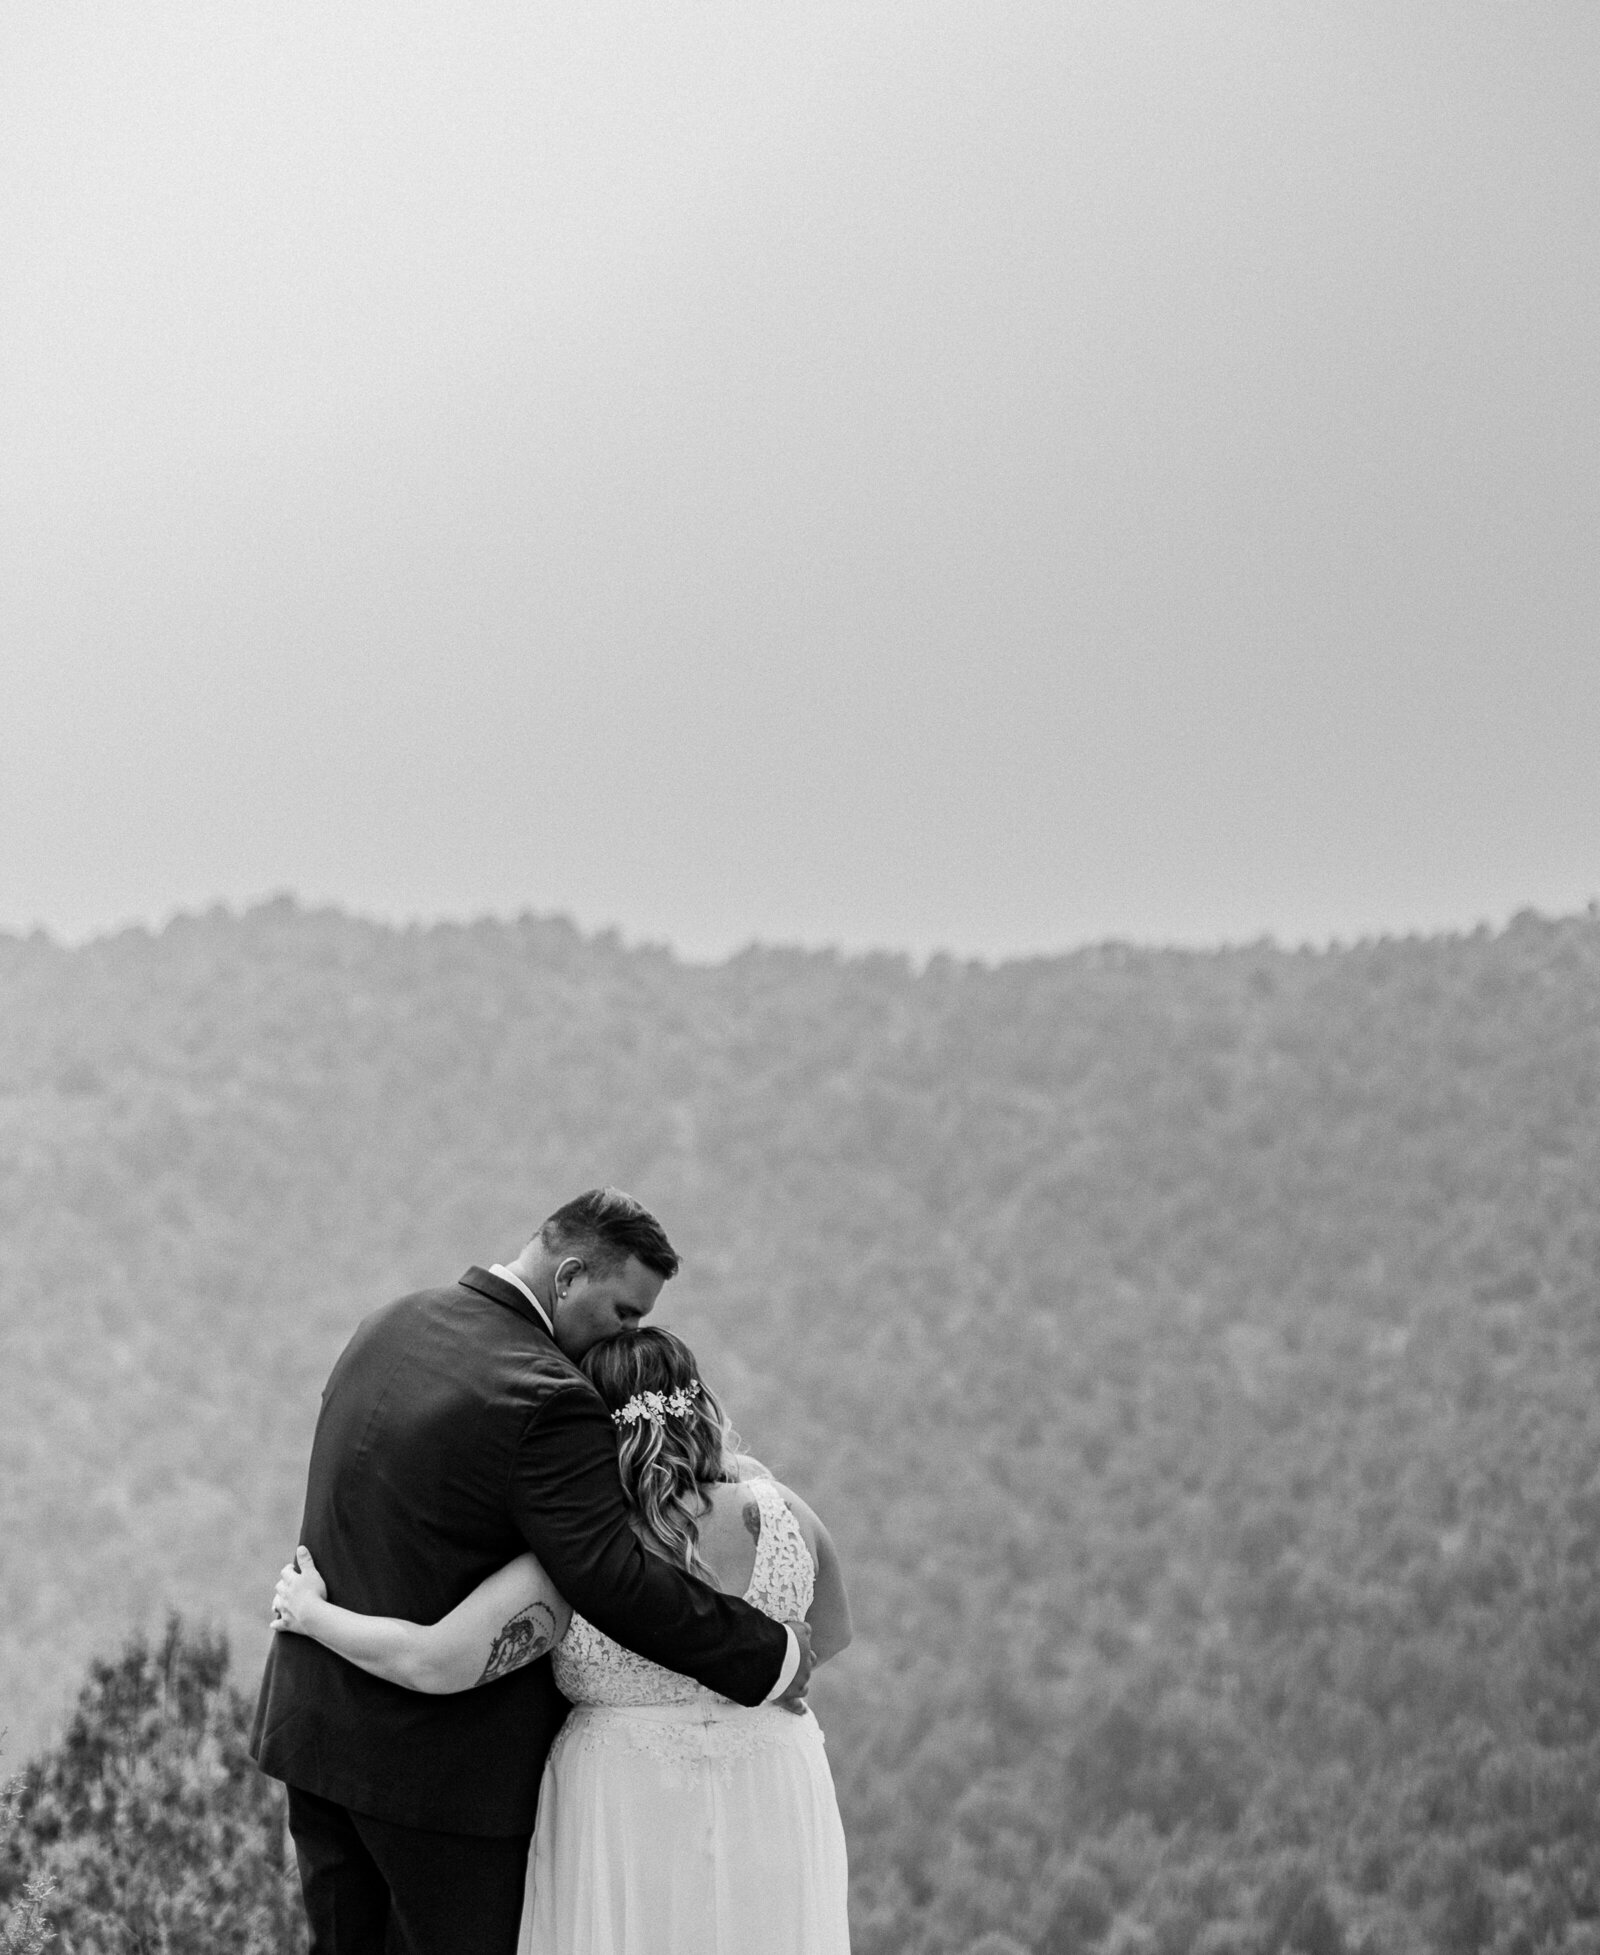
[3,6,1599,1953]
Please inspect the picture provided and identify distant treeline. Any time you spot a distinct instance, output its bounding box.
[4,900,1600,1954]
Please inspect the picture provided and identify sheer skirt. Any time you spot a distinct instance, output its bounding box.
[519,1699,850,1955]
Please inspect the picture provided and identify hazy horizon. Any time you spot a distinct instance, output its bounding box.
[11,887,1600,969]
[6,4,1597,963]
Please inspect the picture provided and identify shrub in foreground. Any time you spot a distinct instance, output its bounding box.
[0,1618,303,1955]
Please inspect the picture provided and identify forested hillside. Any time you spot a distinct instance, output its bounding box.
[5,900,1600,1954]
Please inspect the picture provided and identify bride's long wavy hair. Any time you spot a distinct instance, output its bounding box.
[581,1327,742,1582]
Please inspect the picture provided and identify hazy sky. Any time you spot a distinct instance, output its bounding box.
[4,3,1597,959]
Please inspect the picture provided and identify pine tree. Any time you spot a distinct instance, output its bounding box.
[0,1761,54,1955]
[0,1618,304,1955]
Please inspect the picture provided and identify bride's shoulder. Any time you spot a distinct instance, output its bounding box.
[771,1480,824,1550]
[703,1476,764,1523]
[709,1474,822,1560]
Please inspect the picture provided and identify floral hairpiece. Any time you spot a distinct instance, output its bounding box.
[612,1381,700,1429]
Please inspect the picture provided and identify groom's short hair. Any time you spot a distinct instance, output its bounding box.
[539,1188,680,1280]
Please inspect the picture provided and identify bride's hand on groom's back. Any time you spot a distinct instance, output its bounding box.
[272,1547,328,1634]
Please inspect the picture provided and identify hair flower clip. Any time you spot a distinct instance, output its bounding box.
[612,1381,700,1429]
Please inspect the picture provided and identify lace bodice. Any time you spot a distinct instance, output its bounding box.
[552,1477,814,1708]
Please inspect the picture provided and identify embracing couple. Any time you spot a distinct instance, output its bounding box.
[250,1188,853,1954]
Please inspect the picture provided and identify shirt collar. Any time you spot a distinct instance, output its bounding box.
[488,1263,555,1338]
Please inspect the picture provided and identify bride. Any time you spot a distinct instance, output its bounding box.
[272,1325,854,1954]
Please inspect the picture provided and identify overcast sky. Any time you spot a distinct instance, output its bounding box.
[4,3,1596,960]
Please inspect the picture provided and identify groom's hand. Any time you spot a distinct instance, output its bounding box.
[776,1620,816,1714]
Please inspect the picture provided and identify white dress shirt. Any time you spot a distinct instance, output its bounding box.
[484,1263,801,1702]
[488,1262,555,1335]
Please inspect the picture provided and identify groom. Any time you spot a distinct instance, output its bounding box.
[251,1188,812,1955]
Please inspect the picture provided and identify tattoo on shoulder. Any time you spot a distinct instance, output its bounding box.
[742,1497,762,1545]
[476,1601,559,1687]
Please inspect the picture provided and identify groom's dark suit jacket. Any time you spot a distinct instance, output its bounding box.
[250,1267,787,1836]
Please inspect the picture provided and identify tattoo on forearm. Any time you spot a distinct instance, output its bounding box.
[743,1498,761,1545]
[476,1602,559,1686]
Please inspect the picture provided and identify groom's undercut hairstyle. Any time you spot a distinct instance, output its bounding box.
[540,1187,680,1280]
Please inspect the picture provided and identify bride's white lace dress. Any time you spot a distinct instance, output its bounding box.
[518,1476,851,1953]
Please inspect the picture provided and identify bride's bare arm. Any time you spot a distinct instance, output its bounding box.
[271,1546,572,1694]
[773,1485,853,1664]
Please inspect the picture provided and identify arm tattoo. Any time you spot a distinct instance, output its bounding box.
[475,1601,559,1686]
[742,1498,762,1545]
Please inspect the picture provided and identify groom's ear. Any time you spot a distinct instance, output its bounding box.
[553,1254,586,1296]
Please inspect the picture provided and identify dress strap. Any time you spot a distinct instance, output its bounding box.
[745,1477,801,1604]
